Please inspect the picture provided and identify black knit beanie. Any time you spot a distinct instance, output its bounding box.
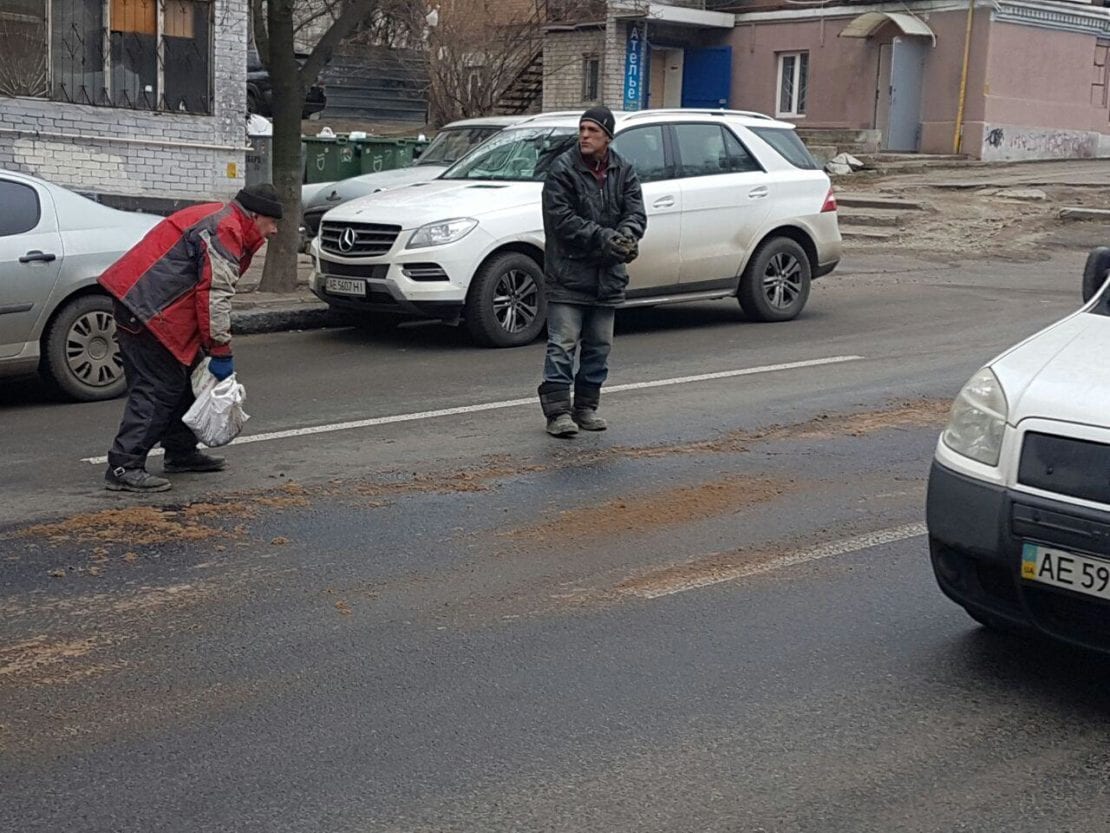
[580,106,615,139]
[235,183,284,219]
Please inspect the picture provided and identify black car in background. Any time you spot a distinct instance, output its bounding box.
[247,50,327,119]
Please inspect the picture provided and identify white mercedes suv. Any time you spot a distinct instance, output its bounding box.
[309,109,842,347]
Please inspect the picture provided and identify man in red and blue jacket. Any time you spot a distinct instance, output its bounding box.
[99,183,282,492]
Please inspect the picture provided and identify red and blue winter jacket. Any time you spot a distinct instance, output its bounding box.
[99,200,265,365]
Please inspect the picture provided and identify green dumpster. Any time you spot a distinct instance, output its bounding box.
[355,138,411,176]
[303,135,362,184]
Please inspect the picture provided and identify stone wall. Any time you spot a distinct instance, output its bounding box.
[0,0,247,208]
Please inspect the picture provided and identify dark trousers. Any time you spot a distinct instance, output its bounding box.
[107,302,197,471]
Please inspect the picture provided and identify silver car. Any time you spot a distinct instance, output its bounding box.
[300,116,528,245]
[0,170,159,400]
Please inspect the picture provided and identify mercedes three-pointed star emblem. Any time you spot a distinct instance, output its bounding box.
[338,226,357,253]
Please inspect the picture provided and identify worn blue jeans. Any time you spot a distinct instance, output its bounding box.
[542,302,616,388]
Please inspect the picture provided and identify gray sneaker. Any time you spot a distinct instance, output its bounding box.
[572,408,607,431]
[105,467,172,492]
[546,413,579,438]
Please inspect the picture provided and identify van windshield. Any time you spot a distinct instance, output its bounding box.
[441,127,577,182]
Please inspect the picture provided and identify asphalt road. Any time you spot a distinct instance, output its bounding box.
[3,249,1108,832]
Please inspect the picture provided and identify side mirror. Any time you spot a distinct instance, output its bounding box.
[1082,246,1110,303]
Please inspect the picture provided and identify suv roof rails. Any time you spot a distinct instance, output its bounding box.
[518,110,588,123]
[621,108,776,121]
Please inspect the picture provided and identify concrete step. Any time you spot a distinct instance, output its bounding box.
[1060,207,1110,221]
[838,211,902,227]
[840,228,899,242]
[835,193,927,211]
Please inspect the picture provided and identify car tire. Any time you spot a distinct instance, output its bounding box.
[738,237,812,322]
[42,295,127,402]
[1082,246,1110,303]
[465,252,547,348]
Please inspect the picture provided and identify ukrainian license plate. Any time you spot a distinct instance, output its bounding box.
[1022,542,1110,600]
[325,277,366,297]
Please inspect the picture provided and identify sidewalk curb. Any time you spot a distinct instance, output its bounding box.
[231,304,337,335]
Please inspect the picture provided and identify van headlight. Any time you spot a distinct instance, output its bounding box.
[406,218,478,249]
[942,367,1009,466]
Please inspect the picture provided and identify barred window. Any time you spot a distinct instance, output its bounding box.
[0,0,212,113]
[0,0,49,97]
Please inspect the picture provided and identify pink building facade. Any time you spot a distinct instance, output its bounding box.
[727,0,1110,161]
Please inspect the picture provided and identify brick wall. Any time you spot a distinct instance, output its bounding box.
[542,15,636,111]
[543,29,607,110]
[0,0,247,207]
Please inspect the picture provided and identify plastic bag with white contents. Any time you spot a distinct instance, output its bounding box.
[183,358,250,447]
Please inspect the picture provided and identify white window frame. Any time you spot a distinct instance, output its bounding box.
[776,50,808,119]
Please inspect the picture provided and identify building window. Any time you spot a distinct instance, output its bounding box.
[0,0,212,113]
[777,51,808,118]
[0,0,50,97]
[582,54,599,102]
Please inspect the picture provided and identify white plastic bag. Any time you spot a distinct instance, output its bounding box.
[183,358,250,447]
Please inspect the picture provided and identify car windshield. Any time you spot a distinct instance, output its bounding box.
[417,127,501,166]
[441,127,578,181]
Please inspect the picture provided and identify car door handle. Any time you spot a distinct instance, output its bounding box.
[19,250,57,263]
[748,187,769,200]
[652,196,676,209]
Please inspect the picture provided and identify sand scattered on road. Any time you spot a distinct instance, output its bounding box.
[16,483,311,549]
[505,475,793,545]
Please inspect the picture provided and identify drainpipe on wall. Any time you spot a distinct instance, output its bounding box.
[953,0,976,154]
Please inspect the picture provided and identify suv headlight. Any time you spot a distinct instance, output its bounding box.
[406,218,478,249]
[942,367,1009,466]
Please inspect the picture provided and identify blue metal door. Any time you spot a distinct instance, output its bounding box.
[680,47,732,109]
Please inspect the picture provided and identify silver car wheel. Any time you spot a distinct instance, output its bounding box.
[492,269,540,334]
[761,251,804,310]
[66,308,123,389]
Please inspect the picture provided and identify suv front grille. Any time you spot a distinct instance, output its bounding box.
[320,221,402,257]
[1019,432,1110,505]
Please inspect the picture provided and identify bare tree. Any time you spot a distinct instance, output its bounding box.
[252,0,416,292]
[423,0,602,125]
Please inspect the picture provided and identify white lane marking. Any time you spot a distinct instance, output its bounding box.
[631,522,929,599]
[83,354,864,464]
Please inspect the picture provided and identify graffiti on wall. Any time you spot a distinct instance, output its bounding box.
[980,124,1101,161]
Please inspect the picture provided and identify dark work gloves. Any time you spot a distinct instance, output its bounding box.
[614,232,639,263]
[601,229,639,264]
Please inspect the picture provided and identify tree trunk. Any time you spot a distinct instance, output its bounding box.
[258,0,303,294]
[253,0,386,293]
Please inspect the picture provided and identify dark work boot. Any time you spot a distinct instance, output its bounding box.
[573,384,607,431]
[105,466,172,492]
[164,451,227,473]
[539,382,577,439]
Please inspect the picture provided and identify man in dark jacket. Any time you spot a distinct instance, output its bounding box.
[538,106,647,438]
[99,183,282,492]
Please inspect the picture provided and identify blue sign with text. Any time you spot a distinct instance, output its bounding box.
[623,22,646,111]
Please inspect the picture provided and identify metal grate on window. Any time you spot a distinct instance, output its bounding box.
[46,0,210,113]
[0,0,49,97]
